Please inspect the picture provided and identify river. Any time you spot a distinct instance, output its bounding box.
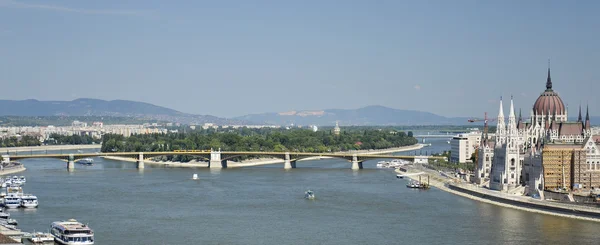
[6,137,600,244]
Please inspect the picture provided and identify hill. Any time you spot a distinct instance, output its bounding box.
[234,105,470,126]
[0,98,244,125]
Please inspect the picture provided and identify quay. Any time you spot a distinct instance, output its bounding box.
[396,165,600,222]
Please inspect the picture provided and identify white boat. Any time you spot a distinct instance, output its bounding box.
[29,232,55,244]
[19,176,26,183]
[192,174,199,180]
[376,161,389,168]
[6,186,23,197]
[4,196,21,209]
[0,209,10,219]
[76,158,93,165]
[51,219,94,244]
[304,190,315,200]
[21,194,38,208]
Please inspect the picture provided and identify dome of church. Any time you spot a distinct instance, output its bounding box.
[532,68,565,115]
[533,90,565,115]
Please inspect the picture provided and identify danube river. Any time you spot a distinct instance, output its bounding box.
[7,138,600,244]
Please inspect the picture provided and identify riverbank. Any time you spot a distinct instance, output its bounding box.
[396,165,600,222]
[101,143,427,168]
[0,165,26,176]
[0,144,100,154]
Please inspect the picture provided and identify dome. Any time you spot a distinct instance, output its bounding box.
[532,67,565,115]
[533,90,565,115]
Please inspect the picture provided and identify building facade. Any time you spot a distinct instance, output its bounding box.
[476,67,596,194]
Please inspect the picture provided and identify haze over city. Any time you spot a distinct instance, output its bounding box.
[1,0,598,118]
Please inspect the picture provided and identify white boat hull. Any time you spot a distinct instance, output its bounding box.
[4,204,20,209]
[22,203,38,208]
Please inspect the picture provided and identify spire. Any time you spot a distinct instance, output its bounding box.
[546,59,553,90]
[585,104,591,130]
[586,104,590,121]
[578,104,582,122]
[498,96,505,118]
[518,108,522,122]
[509,95,515,118]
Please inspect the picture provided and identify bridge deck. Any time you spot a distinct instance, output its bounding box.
[5,151,446,161]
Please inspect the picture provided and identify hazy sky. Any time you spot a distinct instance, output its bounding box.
[1,0,598,118]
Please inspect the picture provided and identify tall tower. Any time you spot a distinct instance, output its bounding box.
[496,97,506,145]
[507,96,517,137]
[333,121,341,136]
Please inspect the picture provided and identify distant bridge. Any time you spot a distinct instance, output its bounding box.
[413,134,455,138]
[1,150,446,170]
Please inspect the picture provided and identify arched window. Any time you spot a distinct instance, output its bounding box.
[511,158,515,166]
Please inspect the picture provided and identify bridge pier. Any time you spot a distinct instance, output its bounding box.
[137,152,145,169]
[1,155,9,164]
[209,149,225,168]
[284,152,296,169]
[351,154,363,170]
[67,154,75,171]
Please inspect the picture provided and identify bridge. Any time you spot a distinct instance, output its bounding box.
[414,134,455,138]
[1,150,446,171]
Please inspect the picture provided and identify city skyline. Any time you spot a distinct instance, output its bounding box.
[1,0,598,118]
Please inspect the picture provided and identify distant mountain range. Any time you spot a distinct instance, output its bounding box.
[1,99,597,126]
[234,105,471,126]
[0,98,246,125]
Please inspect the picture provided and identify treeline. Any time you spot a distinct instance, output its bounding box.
[44,134,102,145]
[0,136,41,147]
[101,128,418,161]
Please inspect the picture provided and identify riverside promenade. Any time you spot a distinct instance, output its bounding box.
[396,165,600,222]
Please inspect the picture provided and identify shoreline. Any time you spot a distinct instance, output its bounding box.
[0,165,26,176]
[0,144,100,153]
[396,166,600,222]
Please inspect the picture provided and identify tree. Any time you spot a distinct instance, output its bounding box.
[407,131,413,137]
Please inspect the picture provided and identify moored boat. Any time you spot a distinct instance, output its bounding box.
[51,219,94,244]
[21,194,38,208]
[29,232,55,244]
[4,196,21,209]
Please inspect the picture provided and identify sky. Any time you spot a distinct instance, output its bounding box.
[1,0,599,118]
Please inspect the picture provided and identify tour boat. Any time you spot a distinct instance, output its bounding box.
[304,190,315,200]
[51,219,94,244]
[4,196,21,209]
[77,158,94,165]
[29,232,55,244]
[21,194,38,208]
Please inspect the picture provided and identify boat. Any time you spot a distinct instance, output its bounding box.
[29,232,55,244]
[51,219,94,244]
[21,194,38,208]
[4,196,21,209]
[0,210,8,219]
[376,161,389,168]
[19,176,26,183]
[406,180,420,188]
[304,190,315,200]
[192,174,199,180]
[6,185,23,197]
[76,158,93,165]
